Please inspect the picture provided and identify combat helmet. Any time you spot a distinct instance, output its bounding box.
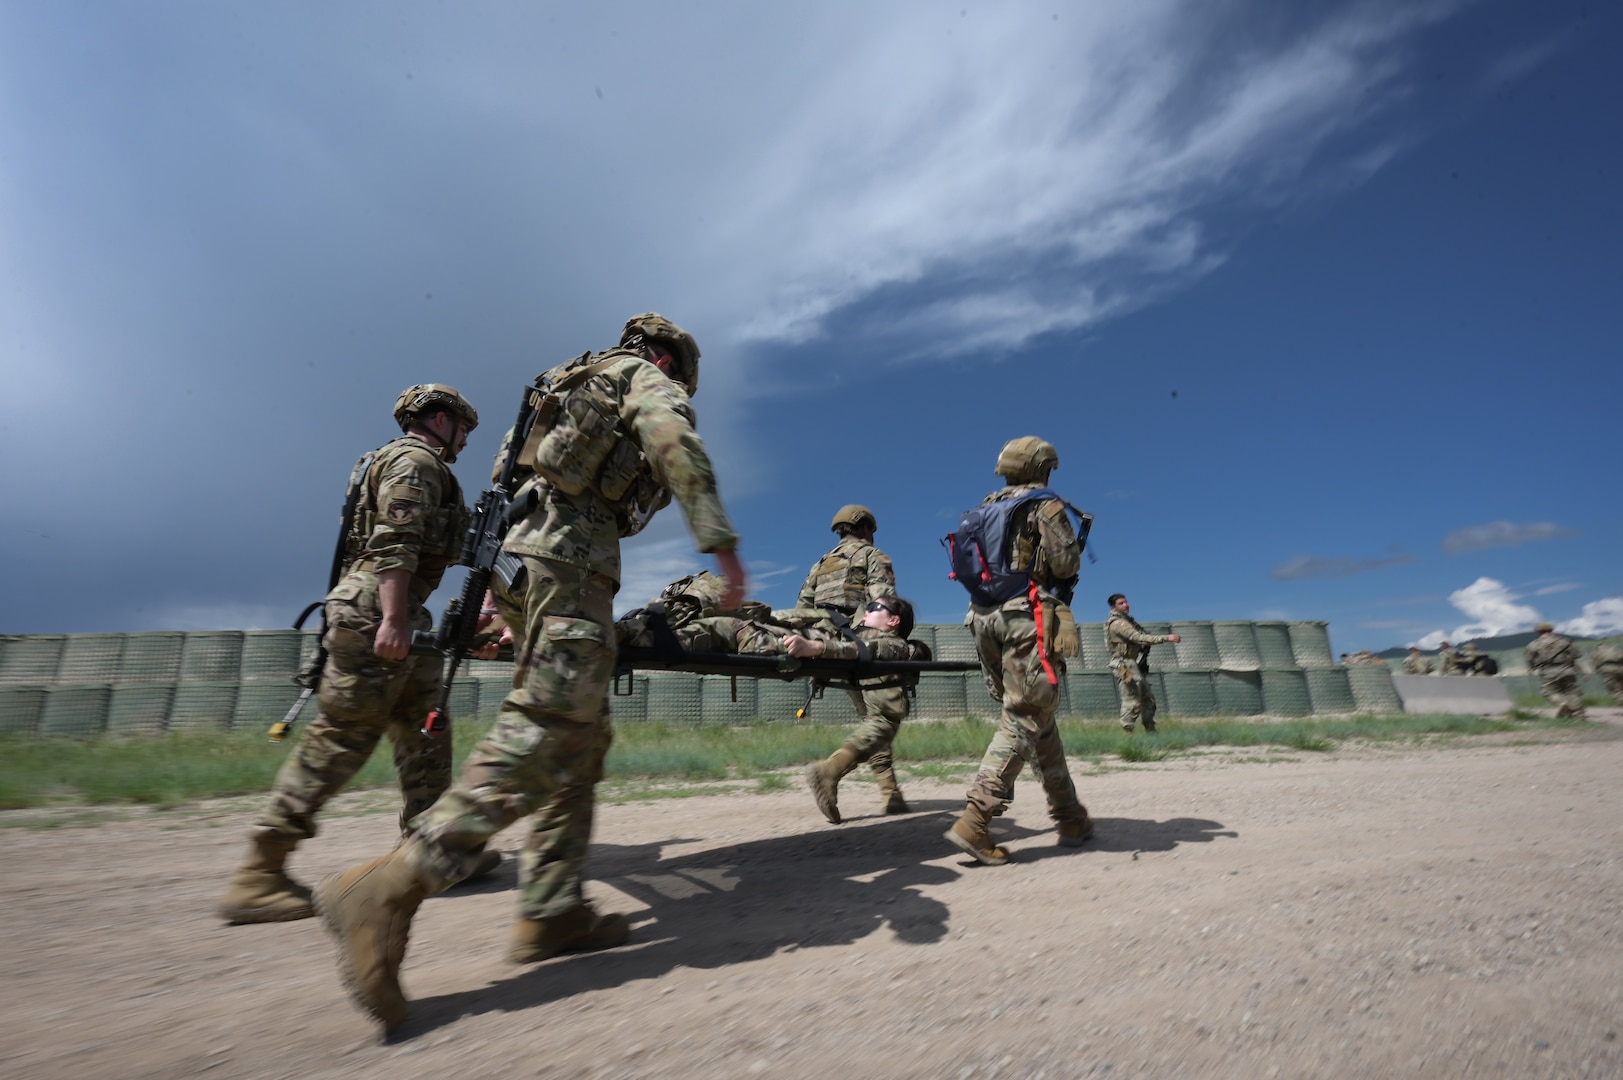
[995,436,1058,484]
[393,384,479,433]
[621,312,701,397]
[830,504,877,535]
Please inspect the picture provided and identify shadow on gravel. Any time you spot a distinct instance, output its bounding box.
[398,808,1237,1037]
[404,810,961,1035]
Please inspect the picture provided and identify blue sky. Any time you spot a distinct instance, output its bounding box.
[2,0,1618,652]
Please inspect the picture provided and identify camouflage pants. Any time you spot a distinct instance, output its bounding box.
[843,683,909,784]
[1115,667,1157,730]
[1540,671,1587,719]
[965,602,1086,824]
[684,617,910,780]
[407,555,617,919]
[1598,669,1623,705]
[255,576,449,842]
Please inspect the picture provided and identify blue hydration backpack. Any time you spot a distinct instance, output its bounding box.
[943,489,1091,607]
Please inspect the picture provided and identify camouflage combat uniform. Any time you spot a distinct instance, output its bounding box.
[1106,609,1176,733]
[1592,641,1623,703]
[405,349,737,920]
[1525,631,1587,720]
[795,538,904,801]
[256,436,467,844]
[962,485,1089,831]
[1436,645,1463,676]
[1402,652,1434,675]
[796,535,896,617]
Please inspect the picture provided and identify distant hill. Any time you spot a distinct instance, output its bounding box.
[1374,629,1602,660]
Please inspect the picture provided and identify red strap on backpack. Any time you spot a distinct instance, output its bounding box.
[1029,581,1059,685]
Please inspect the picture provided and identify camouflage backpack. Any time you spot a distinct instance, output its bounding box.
[656,571,770,628]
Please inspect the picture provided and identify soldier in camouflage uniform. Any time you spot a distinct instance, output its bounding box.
[1402,646,1434,675]
[1436,641,1463,676]
[795,506,910,818]
[219,385,483,925]
[1105,594,1181,734]
[314,313,744,1033]
[944,437,1092,866]
[797,505,896,616]
[1524,622,1587,720]
[1592,640,1623,703]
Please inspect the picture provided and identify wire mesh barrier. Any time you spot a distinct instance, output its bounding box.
[0,623,1476,736]
[1288,622,1335,668]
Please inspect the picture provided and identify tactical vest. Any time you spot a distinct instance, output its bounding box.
[343,437,468,580]
[521,350,673,537]
[805,537,881,615]
[656,570,771,628]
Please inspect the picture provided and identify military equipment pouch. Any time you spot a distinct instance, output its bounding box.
[528,385,619,496]
[1052,600,1081,658]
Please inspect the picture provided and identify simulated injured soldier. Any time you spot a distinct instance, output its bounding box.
[623,595,920,823]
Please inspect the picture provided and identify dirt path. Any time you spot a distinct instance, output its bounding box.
[3,716,1621,1079]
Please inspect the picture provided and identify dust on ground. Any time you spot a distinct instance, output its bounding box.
[2,711,1620,1079]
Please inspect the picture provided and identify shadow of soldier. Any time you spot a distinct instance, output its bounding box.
[401,810,961,1036]
[400,807,1238,1037]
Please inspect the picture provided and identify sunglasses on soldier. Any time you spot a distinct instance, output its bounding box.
[865,601,894,616]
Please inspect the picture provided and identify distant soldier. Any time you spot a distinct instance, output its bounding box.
[1436,641,1462,676]
[1456,642,1483,675]
[797,505,909,817]
[1402,646,1434,675]
[1591,641,1623,702]
[1105,594,1180,733]
[797,505,896,618]
[1524,622,1586,720]
[219,384,489,925]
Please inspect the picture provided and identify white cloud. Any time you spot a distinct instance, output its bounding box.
[1412,576,1542,647]
[1446,577,1542,639]
[1558,598,1623,639]
[1534,583,1581,596]
[1442,520,1577,555]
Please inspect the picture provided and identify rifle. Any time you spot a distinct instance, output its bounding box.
[411,387,542,736]
[268,450,377,742]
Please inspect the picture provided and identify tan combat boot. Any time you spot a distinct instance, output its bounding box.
[804,743,862,824]
[313,849,430,1033]
[1056,809,1094,848]
[872,763,910,815]
[944,802,1009,866]
[508,905,632,964]
[218,832,314,924]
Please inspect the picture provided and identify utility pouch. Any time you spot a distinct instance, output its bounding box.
[1052,600,1081,658]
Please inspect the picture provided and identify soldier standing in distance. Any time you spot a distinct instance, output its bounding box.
[944,437,1092,866]
[219,385,491,925]
[1525,621,1587,720]
[1592,640,1623,703]
[1436,640,1462,676]
[313,314,744,1035]
[1403,646,1434,674]
[1104,593,1181,734]
[798,505,912,821]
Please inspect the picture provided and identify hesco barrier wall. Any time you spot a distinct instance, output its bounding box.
[0,620,1426,737]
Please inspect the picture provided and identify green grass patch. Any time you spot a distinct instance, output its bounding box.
[0,709,1581,811]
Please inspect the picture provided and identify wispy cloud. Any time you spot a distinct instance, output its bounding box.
[1534,582,1581,596]
[1442,520,1577,555]
[1558,598,1623,639]
[1270,553,1414,581]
